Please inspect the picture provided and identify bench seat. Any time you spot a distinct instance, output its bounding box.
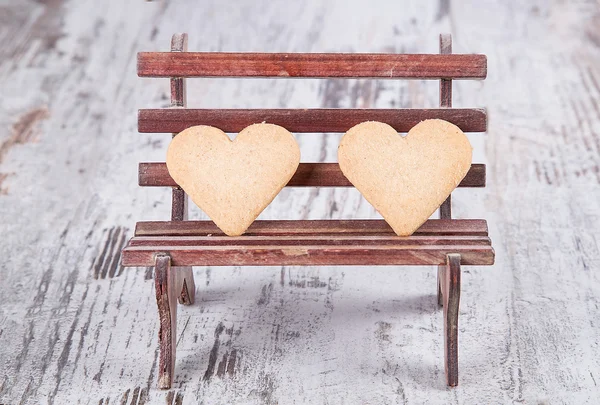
[121,219,494,267]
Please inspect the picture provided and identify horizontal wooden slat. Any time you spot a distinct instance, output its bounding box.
[137,53,487,79]
[138,108,487,133]
[134,219,489,237]
[138,163,486,188]
[121,244,495,266]
[127,235,492,247]
[124,219,494,266]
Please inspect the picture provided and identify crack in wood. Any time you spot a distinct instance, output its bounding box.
[216,349,238,378]
[165,390,183,405]
[257,283,274,305]
[92,227,129,279]
[202,322,225,382]
[48,285,90,403]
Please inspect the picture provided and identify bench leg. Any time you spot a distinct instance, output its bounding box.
[443,253,461,387]
[154,254,196,389]
[437,265,445,307]
[177,266,195,305]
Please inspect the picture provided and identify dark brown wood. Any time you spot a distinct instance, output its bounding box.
[137,52,487,79]
[171,188,188,221]
[443,253,461,387]
[170,34,187,108]
[137,108,487,133]
[138,162,486,188]
[169,34,196,311]
[437,264,445,307]
[439,199,452,220]
[439,34,453,220]
[177,267,195,306]
[125,234,492,265]
[134,219,490,237]
[127,33,494,391]
[154,254,177,389]
[170,33,189,222]
[128,235,492,247]
[122,244,493,267]
[153,253,195,389]
[439,34,453,108]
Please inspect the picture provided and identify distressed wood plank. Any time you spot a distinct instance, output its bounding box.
[138,108,487,133]
[137,52,488,79]
[138,162,486,188]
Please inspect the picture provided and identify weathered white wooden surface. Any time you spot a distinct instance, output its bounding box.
[1,0,600,403]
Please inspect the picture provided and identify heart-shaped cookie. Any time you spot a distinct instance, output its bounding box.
[167,123,300,236]
[338,119,472,236]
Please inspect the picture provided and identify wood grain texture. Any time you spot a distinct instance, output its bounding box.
[439,34,453,220]
[177,267,195,306]
[168,34,196,349]
[170,33,190,222]
[171,188,188,221]
[153,254,195,389]
[123,230,493,266]
[127,235,492,247]
[122,244,494,267]
[134,219,490,237]
[154,254,177,389]
[2,0,600,404]
[169,34,187,108]
[138,52,487,79]
[138,162,486,188]
[442,253,461,387]
[138,108,487,133]
[437,264,445,307]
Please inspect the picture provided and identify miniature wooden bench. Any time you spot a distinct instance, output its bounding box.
[121,33,494,389]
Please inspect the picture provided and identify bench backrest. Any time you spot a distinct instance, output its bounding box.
[137,33,487,222]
